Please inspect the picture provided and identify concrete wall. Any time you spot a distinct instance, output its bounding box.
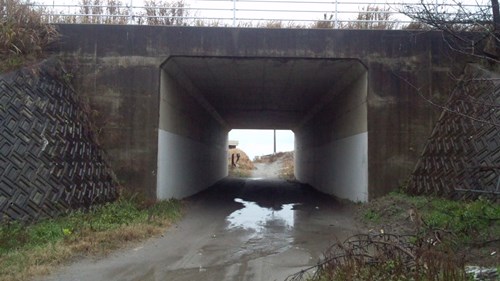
[66,56,162,198]
[157,62,228,199]
[295,65,368,202]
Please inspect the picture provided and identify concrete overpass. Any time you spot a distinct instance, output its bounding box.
[54,25,461,202]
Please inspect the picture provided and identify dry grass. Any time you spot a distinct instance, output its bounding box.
[358,193,500,267]
[140,0,189,26]
[286,193,499,280]
[0,222,170,281]
[286,233,469,281]
[253,151,287,163]
[253,151,295,180]
[339,5,397,30]
[0,198,182,281]
[0,0,59,71]
[278,152,295,181]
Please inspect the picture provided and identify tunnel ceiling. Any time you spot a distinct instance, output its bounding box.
[163,56,365,129]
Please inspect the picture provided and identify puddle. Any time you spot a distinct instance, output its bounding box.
[226,198,295,233]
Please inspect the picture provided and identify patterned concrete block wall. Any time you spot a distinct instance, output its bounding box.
[0,59,117,221]
[408,64,500,198]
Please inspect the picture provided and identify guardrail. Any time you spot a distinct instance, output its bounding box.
[28,0,492,28]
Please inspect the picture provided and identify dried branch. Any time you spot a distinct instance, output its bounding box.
[391,69,500,127]
[286,232,467,281]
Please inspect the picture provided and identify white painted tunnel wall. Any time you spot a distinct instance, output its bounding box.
[157,69,227,199]
[295,71,368,202]
[295,133,368,202]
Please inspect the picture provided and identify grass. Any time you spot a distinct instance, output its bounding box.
[228,167,252,178]
[0,195,182,281]
[385,192,500,244]
[301,192,500,281]
[362,209,381,223]
[360,192,500,242]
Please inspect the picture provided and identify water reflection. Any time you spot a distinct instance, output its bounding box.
[226,198,295,232]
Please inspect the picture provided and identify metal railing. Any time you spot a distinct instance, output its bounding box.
[28,0,493,28]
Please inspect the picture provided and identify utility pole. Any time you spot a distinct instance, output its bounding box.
[273,129,276,155]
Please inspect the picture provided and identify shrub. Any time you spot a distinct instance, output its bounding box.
[0,0,58,63]
[141,0,190,26]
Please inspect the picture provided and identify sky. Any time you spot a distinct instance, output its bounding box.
[228,129,294,160]
[33,0,493,28]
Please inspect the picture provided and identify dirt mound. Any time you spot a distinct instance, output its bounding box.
[254,151,293,164]
[252,151,295,180]
[227,148,255,170]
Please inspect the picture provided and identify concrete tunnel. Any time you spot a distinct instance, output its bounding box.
[157,56,368,202]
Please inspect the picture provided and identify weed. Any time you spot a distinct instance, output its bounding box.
[0,0,59,71]
[416,196,500,243]
[288,233,469,281]
[354,191,499,277]
[363,209,381,223]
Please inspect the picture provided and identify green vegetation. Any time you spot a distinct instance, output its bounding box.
[384,192,500,243]
[362,209,381,223]
[301,192,500,281]
[0,196,182,281]
[360,192,500,242]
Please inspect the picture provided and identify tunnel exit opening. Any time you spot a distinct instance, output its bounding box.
[157,56,368,201]
[228,129,295,160]
[227,129,295,179]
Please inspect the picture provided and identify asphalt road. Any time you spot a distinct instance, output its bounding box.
[40,178,361,281]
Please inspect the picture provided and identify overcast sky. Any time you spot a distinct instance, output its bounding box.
[33,0,427,24]
[34,0,493,29]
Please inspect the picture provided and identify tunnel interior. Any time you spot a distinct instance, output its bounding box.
[157,56,368,201]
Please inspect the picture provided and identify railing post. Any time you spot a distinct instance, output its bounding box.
[233,0,236,27]
[129,0,133,24]
[334,0,338,28]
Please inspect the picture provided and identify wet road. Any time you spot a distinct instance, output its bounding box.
[41,178,361,281]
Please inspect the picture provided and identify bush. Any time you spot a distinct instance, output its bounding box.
[0,0,58,70]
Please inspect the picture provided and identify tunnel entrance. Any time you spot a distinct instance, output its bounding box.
[157,56,368,201]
